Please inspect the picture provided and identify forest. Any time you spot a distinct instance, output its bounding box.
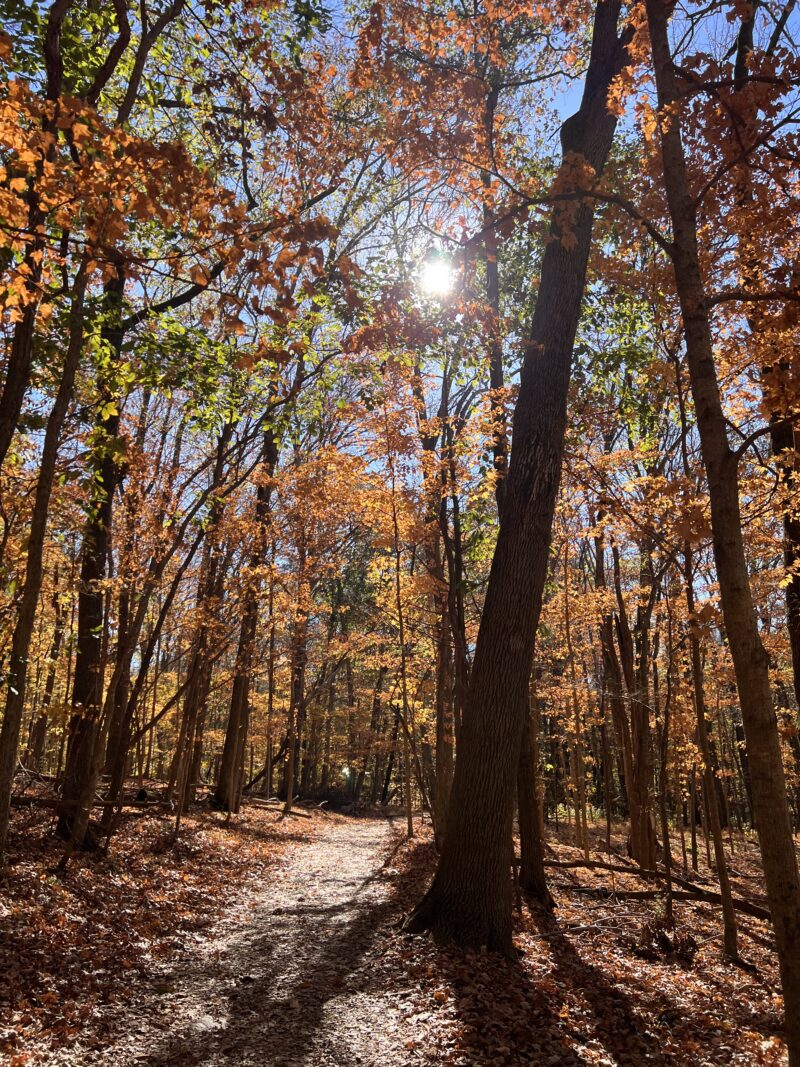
[1,0,800,1064]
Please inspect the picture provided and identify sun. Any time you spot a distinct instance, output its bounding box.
[420,257,454,297]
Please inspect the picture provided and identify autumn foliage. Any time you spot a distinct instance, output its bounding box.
[1,1,800,1064]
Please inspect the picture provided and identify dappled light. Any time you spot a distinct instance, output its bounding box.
[1,1,799,1064]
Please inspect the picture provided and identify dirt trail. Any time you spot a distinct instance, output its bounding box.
[76,814,412,1067]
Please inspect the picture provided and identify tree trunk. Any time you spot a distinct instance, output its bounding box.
[646,1,800,1055]
[612,546,657,870]
[356,662,387,802]
[594,527,637,839]
[283,577,308,815]
[403,0,631,950]
[381,705,401,805]
[518,676,553,906]
[0,265,87,858]
[24,566,65,771]
[0,2,72,475]
[167,427,231,825]
[414,365,454,846]
[433,605,454,849]
[57,271,126,840]
[215,428,278,811]
[563,548,589,857]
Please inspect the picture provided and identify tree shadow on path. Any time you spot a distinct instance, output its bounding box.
[135,821,408,1067]
[119,823,783,1067]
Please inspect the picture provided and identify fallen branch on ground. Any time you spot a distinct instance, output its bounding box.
[543,857,770,911]
[556,883,770,922]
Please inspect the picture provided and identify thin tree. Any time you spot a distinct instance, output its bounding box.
[645,0,800,1056]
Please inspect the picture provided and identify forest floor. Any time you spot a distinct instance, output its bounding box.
[0,803,791,1066]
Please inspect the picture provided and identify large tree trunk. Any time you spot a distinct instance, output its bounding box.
[645,2,800,1058]
[729,0,800,762]
[486,121,549,893]
[403,1,631,950]
[730,8,800,821]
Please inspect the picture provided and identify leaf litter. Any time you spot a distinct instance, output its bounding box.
[0,808,789,1066]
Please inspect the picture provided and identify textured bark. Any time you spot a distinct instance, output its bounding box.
[404,1,631,950]
[730,7,800,822]
[646,1,800,1057]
